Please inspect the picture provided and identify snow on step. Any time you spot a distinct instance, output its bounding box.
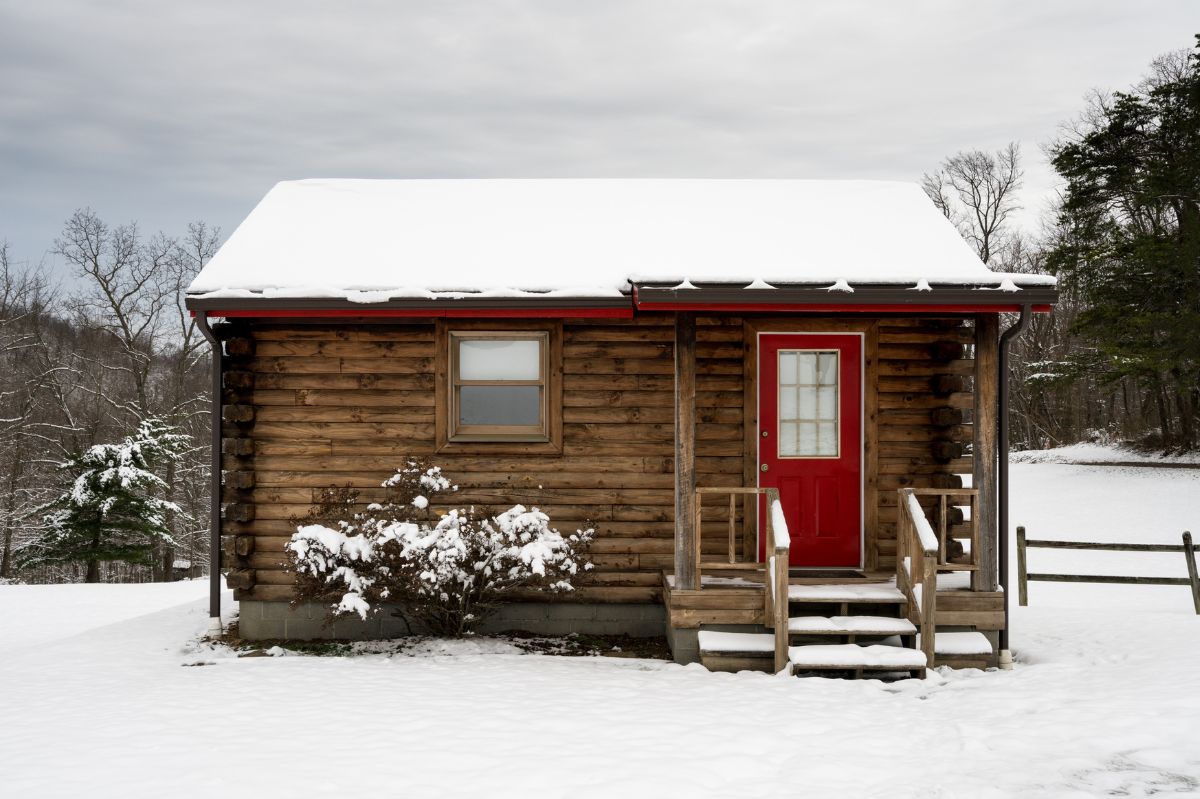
[697,631,774,654]
[787,583,905,603]
[787,615,916,635]
[789,644,927,670]
[935,631,993,656]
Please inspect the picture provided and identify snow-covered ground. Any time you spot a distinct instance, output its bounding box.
[1,462,1198,798]
[1011,441,1200,466]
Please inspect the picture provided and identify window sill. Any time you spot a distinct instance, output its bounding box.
[436,439,563,456]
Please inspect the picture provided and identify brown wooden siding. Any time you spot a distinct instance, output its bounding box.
[221,316,747,604]
[220,314,974,603]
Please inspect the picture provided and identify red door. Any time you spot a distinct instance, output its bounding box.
[758,333,862,568]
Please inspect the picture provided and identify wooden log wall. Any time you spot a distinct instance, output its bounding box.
[219,314,976,603]
[874,317,976,569]
[219,316,747,604]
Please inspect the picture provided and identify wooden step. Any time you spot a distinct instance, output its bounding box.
[697,630,773,656]
[787,582,905,603]
[787,615,916,636]
[788,644,927,671]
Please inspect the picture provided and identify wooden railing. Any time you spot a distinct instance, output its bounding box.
[1017,528,1200,613]
[906,488,980,572]
[695,487,763,575]
[695,486,791,672]
[897,488,939,665]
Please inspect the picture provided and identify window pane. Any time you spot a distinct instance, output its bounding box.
[798,352,817,384]
[779,385,797,419]
[779,422,799,456]
[779,352,797,385]
[459,386,541,426]
[817,422,838,455]
[818,352,838,384]
[797,384,816,420]
[798,422,818,453]
[817,386,837,420]
[459,339,541,381]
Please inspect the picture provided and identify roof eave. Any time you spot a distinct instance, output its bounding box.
[184,294,635,318]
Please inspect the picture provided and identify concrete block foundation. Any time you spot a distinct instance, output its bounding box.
[237,600,666,641]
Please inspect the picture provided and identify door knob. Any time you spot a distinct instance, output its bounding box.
[760,463,769,472]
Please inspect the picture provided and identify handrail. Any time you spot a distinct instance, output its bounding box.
[693,485,791,673]
[897,488,939,667]
[764,489,790,673]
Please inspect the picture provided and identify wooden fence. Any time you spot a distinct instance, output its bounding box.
[1017,527,1200,614]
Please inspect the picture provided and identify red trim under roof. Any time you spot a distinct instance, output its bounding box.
[195,303,1052,318]
[201,307,636,319]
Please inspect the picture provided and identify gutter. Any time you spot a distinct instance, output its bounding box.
[195,311,224,636]
[997,304,1033,664]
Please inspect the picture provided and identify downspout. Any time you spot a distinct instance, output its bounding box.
[195,312,224,636]
[997,304,1032,662]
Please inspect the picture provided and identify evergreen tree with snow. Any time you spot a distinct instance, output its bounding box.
[18,419,188,582]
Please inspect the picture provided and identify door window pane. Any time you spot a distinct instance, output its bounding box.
[817,387,837,420]
[779,352,798,385]
[459,339,541,380]
[817,422,837,455]
[798,352,817,384]
[777,349,839,457]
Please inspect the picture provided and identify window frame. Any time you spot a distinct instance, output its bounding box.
[435,320,563,454]
[449,330,549,441]
[775,347,841,460]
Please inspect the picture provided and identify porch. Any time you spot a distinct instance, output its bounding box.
[662,311,1010,674]
[662,486,1003,674]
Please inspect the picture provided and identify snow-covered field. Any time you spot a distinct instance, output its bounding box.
[1,462,1198,798]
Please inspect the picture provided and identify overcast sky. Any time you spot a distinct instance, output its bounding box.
[1,1,1196,273]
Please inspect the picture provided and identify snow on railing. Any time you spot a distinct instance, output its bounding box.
[769,499,790,551]
[897,488,938,666]
[904,490,940,555]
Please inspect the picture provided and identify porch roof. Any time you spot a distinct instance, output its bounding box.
[186,179,1056,314]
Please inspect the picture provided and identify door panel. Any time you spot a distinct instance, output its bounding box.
[759,333,862,568]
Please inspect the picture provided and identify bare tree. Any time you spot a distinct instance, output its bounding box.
[922,143,1024,266]
[0,243,61,577]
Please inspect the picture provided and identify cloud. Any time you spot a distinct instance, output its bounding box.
[0,0,1194,265]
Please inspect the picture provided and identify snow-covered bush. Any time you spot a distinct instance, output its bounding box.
[286,461,594,637]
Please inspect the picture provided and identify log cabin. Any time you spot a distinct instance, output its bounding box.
[186,179,1057,676]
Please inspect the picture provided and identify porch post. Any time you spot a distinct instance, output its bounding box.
[973,314,1000,592]
[674,312,698,590]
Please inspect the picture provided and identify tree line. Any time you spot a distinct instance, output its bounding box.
[0,36,1195,584]
[924,37,1199,452]
[0,214,217,582]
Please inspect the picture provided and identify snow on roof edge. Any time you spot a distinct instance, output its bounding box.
[187,178,1058,299]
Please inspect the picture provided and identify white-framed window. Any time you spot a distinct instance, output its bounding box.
[777,349,839,458]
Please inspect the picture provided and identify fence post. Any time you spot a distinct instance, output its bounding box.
[1184,531,1200,616]
[1016,526,1028,607]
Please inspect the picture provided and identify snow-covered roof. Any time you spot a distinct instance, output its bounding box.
[187,179,1055,302]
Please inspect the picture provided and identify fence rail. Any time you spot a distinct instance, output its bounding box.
[1017,527,1200,614]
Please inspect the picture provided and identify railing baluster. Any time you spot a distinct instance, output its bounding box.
[938,494,948,565]
[728,492,736,564]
